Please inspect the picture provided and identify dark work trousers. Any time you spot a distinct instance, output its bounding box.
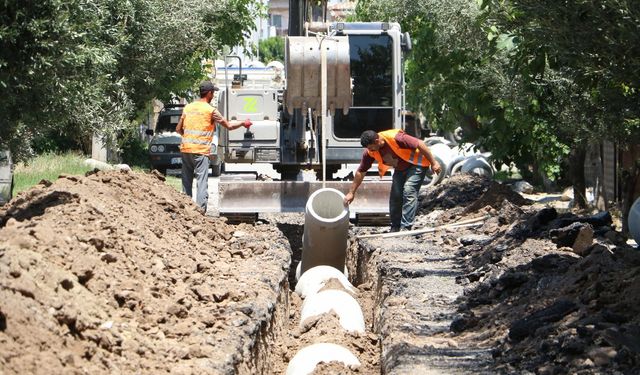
[389,165,427,230]
[181,153,210,212]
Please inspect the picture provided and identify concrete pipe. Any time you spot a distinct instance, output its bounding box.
[629,197,640,244]
[300,289,365,333]
[295,265,356,299]
[445,155,467,176]
[286,343,360,375]
[425,143,457,187]
[423,154,447,187]
[295,261,348,282]
[300,188,350,275]
[429,142,457,167]
[461,154,494,177]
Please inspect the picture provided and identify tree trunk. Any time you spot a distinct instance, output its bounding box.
[620,161,640,236]
[595,143,608,211]
[570,145,588,209]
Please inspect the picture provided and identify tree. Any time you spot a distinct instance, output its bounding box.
[355,0,570,184]
[257,37,285,64]
[481,0,640,212]
[0,0,261,161]
[356,0,640,215]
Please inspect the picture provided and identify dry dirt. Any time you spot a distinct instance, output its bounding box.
[2,170,639,375]
[449,184,640,374]
[0,170,291,374]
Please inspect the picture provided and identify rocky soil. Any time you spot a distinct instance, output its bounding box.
[0,170,290,374]
[1,170,638,374]
[450,183,640,374]
[353,174,639,374]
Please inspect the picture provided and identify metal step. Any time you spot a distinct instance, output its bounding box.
[355,213,390,226]
[221,213,259,225]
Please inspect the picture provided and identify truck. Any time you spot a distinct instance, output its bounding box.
[214,2,415,223]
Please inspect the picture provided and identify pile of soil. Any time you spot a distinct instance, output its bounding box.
[0,170,290,374]
[418,174,493,214]
[420,174,640,373]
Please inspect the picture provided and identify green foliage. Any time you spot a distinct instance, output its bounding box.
[118,124,149,169]
[355,0,640,181]
[13,152,93,194]
[257,37,285,64]
[0,0,261,162]
[482,0,640,146]
[164,175,182,192]
[12,151,178,194]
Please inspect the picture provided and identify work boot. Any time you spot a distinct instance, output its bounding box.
[389,226,400,233]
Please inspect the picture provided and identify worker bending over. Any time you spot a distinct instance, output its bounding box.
[344,129,442,232]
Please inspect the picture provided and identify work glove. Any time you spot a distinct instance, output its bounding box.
[243,119,252,128]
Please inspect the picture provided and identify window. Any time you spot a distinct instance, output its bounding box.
[271,14,282,29]
[334,34,394,138]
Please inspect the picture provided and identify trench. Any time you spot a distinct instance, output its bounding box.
[252,214,385,374]
[245,213,494,374]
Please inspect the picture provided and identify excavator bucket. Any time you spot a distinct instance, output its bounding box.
[285,36,352,114]
[218,178,391,225]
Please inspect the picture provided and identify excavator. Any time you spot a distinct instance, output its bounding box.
[214,0,415,224]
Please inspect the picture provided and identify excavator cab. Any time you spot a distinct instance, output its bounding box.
[217,19,411,224]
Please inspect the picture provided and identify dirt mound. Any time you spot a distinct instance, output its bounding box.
[452,206,640,374]
[419,174,492,214]
[462,181,531,214]
[0,170,290,374]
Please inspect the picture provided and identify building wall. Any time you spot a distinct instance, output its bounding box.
[268,0,289,36]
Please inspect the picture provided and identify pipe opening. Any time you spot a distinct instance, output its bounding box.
[307,188,348,223]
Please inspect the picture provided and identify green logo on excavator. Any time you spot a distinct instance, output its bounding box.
[243,97,258,113]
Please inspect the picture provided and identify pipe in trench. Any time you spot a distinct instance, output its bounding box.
[286,188,361,374]
[295,265,356,299]
[300,188,349,275]
[300,289,365,333]
[286,343,360,375]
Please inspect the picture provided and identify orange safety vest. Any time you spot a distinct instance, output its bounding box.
[367,129,430,177]
[180,101,215,155]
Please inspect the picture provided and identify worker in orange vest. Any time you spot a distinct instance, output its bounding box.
[176,81,251,213]
[344,129,442,232]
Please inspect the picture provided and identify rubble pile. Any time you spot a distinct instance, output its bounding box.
[418,174,493,214]
[426,180,640,374]
[0,170,290,374]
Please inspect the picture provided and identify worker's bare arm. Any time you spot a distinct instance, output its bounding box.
[212,110,251,130]
[176,116,185,135]
[417,142,442,174]
[344,170,366,206]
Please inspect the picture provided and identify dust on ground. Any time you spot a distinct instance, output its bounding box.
[0,170,290,374]
[403,174,640,374]
[2,168,639,374]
